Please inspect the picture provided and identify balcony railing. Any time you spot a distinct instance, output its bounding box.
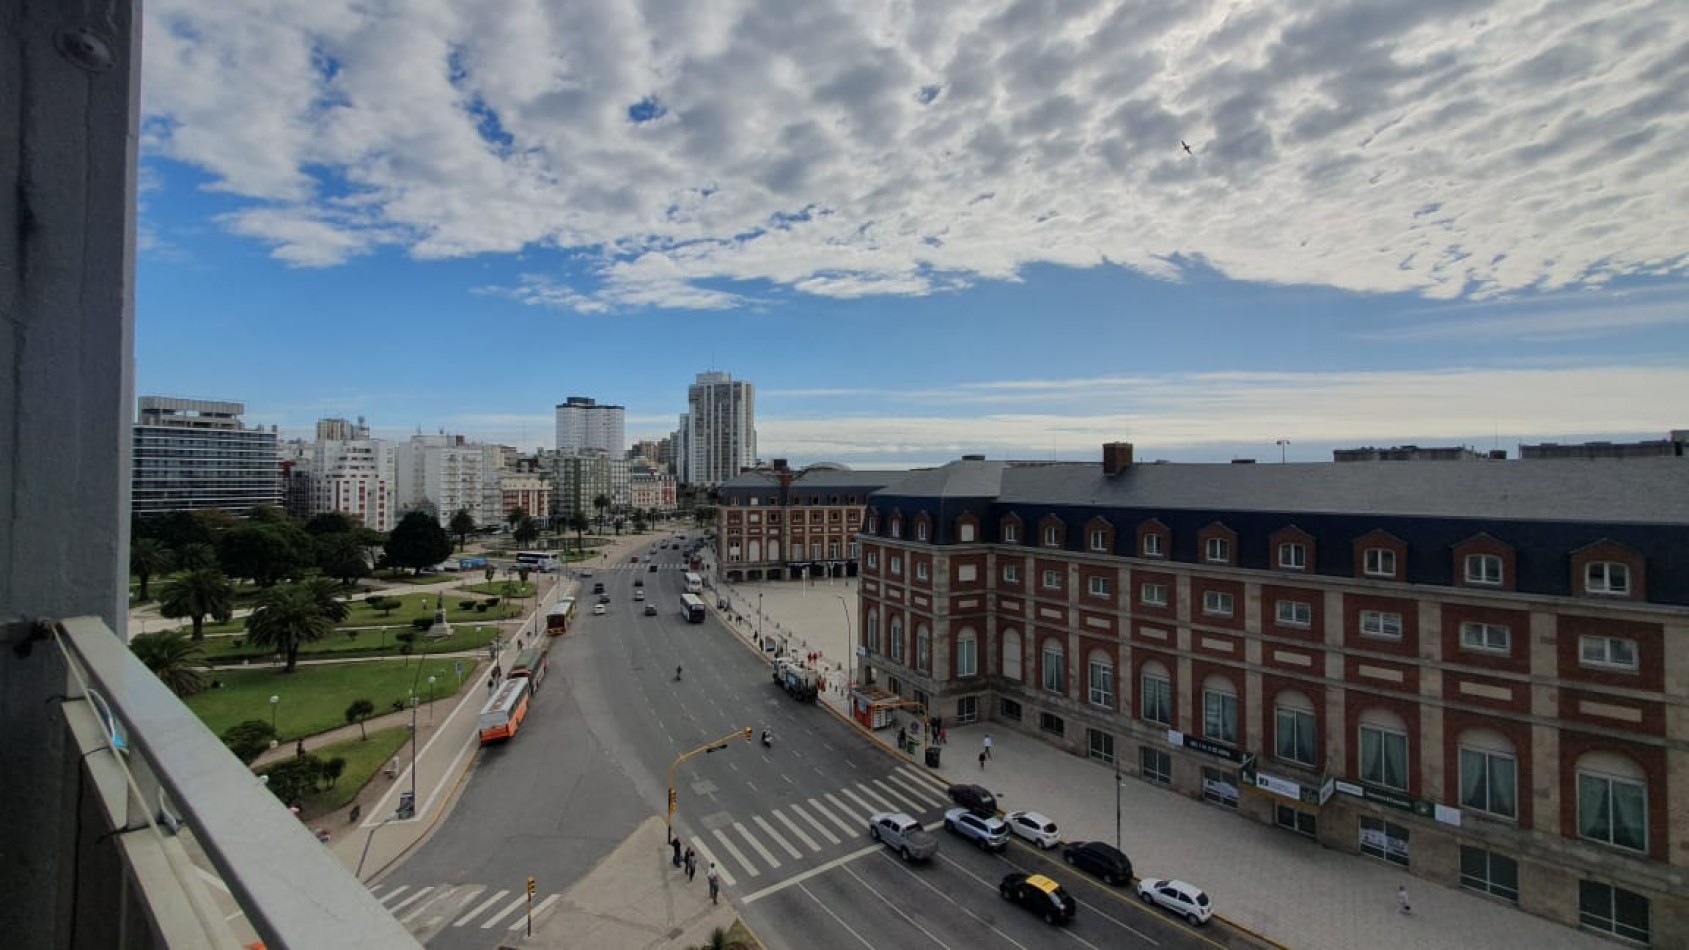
[36,617,420,948]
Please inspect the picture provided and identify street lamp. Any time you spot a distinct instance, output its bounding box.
[427,676,437,724]
[408,691,419,813]
[269,694,280,740]
[836,595,853,690]
[1276,439,1291,463]
[758,592,765,653]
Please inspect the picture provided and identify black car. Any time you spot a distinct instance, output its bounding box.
[999,872,1076,925]
[1063,841,1133,886]
[644,603,658,616]
[634,578,644,587]
[597,594,610,604]
[946,783,997,817]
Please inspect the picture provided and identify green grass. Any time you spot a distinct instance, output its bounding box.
[370,570,457,586]
[459,581,535,597]
[261,726,413,818]
[198,623,504,664]
[184,658,477,740]
[168,590,528,637]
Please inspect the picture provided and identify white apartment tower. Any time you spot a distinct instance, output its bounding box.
[554,397,625,455]
[682,371,756,486]
[312,435,397,531]
[395,433,503,526]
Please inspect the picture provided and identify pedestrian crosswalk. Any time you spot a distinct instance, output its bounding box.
[366,881,565,937]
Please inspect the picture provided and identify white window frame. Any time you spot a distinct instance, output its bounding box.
[1578,770,1648,853]
[1275,705,1317,767]
[956,634,978,678]
[1276,599,1312,627]
[890,555,902,576]
[958,522,976,542]
[1041,569,1062,590]
[1088,658,1115,709]
[1278,541,1307,570]
[1141,671,1171,724]
[1464,553,1503,586]
[1459,621,1511,655]
[1002,563,1020,583]
[1043,525,1060,547]
[1142,533,1164,558]
[1002,522,1019,543]
[1363,547,1397,578]
[866,551,878,570]
[1579,635,1639,671]
[1202,590,1234,617]
[1204,537,1230,564]
[915,561,929,581]
[1459,746,1518,820]
[1089,529,1108,552]
[889,618,903,660]
[890,518,902,539]
[1041,643,1065,694]
[1585,561,1631,595]
[916,626,930,672]
[1359,724,1409,790]
[1140,582,1167,607]
[916,521,928,541]
[1087,575,1110,598]
[1203,686,1238,744]
[1359,609,1403,640]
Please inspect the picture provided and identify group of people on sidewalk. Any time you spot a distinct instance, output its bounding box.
[670,833,720,904]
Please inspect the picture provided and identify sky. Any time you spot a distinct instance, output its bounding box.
[135,0,1689,468]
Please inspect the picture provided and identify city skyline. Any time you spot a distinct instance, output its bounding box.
[135,0,1689,466]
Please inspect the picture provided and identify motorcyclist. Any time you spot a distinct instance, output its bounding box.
[675,665,683,682]
[761,727,772,747]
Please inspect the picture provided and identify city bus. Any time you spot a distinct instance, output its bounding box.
[545,597,576,635]
[514,551,560,572]
[679,593,707,624]
[508,645,550,692]
[478,677,531,744]
[683,571,703,593]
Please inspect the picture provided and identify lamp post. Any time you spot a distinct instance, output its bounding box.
[427,676,437,724]
[269,695,280,742]
[757,592,764,653]
[408,691,419,810]
[836,594,853,690]
[1276,439,1291,463]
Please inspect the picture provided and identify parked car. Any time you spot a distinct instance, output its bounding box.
[1006,810,1061,849]
[946,783,997,817]
[943,808,1008,850]
[580,570,593,578]
[1136,878,1213,925]
[592,603,606,616]
[1063,841,1133,886]
[644,603,658,616]
[868,812,938,862]
[999,872,1076,925]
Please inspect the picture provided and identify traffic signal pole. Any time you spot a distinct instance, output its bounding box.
[666,727,753,839]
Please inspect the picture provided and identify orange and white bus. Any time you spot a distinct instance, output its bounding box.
[478,677,531,744]
[508,645,550,692]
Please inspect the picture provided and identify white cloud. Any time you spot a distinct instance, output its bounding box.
[143,0,1689,309]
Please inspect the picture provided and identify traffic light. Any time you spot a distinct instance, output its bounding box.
[668,788,677,815]
[526,876,536,897]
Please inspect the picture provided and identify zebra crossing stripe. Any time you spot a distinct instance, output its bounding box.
[508,893,561,930]
[375,884,409,905]
[838,786,880,818]
[788,801,842,845]
[734,821,782,869]
[754,814,804,860]
[689,837,735,887]
[400,885,456,924]
[870,778,923,813]
[455,888,508,927]
[887,770,947,806]
[771,808,822,851]
[387,886,433,913]
[821,793,863,831]
[479,894,528,930]
[710,828,760,878]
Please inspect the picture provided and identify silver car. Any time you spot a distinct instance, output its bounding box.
[943,807,1008,851]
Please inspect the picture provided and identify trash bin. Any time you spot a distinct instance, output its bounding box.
[397,791,415,820]
[925,747,942,768]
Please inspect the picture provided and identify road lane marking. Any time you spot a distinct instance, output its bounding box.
[754,814,804,859]
[871,778,925,812]
[874,854,1032,950]
[400,885,455,923]
[790,801,843,845]
[507,893,561,929]
[735,821,783,869]
[387,886,433,913]
[841,785,885,816]
[840,863,954,949]
[822,793,865,830]
[771,807,822,851]
[375,884,409,905]
[688,838,736,887]
[854,782,903,813]
[479,893,528,929]
[740,841,883,903]
[453,887,502,927]
[710,828,760,878]
[887,771,947,806]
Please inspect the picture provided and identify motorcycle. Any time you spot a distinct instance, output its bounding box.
[761,730,772,749]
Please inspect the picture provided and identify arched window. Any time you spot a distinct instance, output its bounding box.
[1577,752,1647,852]
[1358,708,1409,790]
[889,617,904,664]
[1140,660,1171,724]
[867,611,880,654]
[1087,649,1114,708]
[1458,729,1517,820]
[916,624,931,673]
[1041,638,1065,694]
[1002,628,1022,681]
[955,628,978,678]
[1201,674,1237,744]
[1273,691,1317,767]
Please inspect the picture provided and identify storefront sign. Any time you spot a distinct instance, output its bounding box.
[1254,772,1302,801]
[1335,779,1435,817]
[1167,729,1247,763]
[1319,777,1336,805]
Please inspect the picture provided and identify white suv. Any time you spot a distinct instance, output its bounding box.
[1006,810,1061,849]
[944,808,1008,851]
[1136,878,1213,925]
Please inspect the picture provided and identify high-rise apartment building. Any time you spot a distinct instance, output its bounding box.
[554,397,625,455]
[542,450,613,523]
[395,434,502,525]
[681,372,756,486]
[315,416,370,441]
[313,435,398,531]
[131,396,281,515]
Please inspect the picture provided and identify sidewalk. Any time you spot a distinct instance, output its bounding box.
[717,574,1610,950]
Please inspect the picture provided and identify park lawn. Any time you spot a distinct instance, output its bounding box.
[370,570,457,586]
[347,592,522,625]
[459,581,535,598]
[184,658,478,741]
[199,623,504,663]
[263,726,412,819]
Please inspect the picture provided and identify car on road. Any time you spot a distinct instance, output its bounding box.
[946,783,997,816]
[999,872,1076,925]
[868,812,938,862]
[644,603,658,616]
[943,808,1008,850]
[1063,841,1133,886]
[580,570,593,578]
[592,603,606,616]
[634,578,644,587]
[634,589,645,600]
[1136,878,1213,925]
[1006,810,1061,849]
[597,594,610,604]
[592,582,605,594]
[648,564,658,572]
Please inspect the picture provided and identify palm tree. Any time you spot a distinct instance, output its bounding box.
[130,537,173,601]
[592,494,611,530]
[569,512,590,553]
[298,575,352,624]
[245,583,336,673]
[173,541,218,571]
[512,515,539,548]
[129,630,208,697]
[506,506,527,530]
[157,569,235,641]
[448,508,476,551]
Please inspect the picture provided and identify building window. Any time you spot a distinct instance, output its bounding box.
[916,625,930,672]
[890,556,903,576]
[1039,712,1065,737]
[1275,703,1317,767]
[1579,635,1639,671]
[954,695,978,724]
[1002,629,1022,681]
[1140,582,1167,606]
[998,697,1022,721]
[957,564,977,582]
[1578,769,1648,852]
[1363,547,1396,578]
[1359,816,1410,867]
[1459,847,1518,903]
[1142,533,1164,558]
[1140,746,1171,784]
[1089,529,1108,552]
[1465,554,1503,586]
[1584,561,1631,595]
[915,562,929,581]
[890,518,902,539]
[866,551,878,570]
[1002,522,1019,543]
[1278,542,1307,570]
[1459,743,1518,820]
[1042,569,1062,590]
[867,612,880,653]
[1359,609,1403,640]
[958,522,976,542]
[1002,563,1021,583]
[1202,590,1234,617]
[1579,880,1650,944]
[890,618,904,662]
[1043,525,1061,546]
[1042,642,1065,694]
[1087,576,1110,598]
[1087,729,1115,765]
[956,633,978,678]
[1204,537,1230,563]
[1359,723,1409,790]
[916,521,928,541]
[1276,600,1312,627]
[1088,656,1115,708]
[1141,669,1172,724]
[1202,683,1238,744]
[1458,621,1510,655]
[1276,805,1317,838]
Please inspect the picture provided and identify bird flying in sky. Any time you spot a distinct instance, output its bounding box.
[1181,140,1194,155]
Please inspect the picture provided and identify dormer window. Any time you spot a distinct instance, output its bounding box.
[1278,542,1306,571]
[890,517,903,539]
[1465,554,1503,587]
[1204,538,1230,564]
[1142,534,1163,558]
[916,521,929,542]
[1363,548,1397,578]
[1089,529,1109,552]
[1002,522,1020,543]
[1043,525,1061,547]
[1585,562,1631,596]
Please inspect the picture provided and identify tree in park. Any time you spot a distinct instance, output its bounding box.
[448,508,476,551]
[569,512,590,553]
[385,511,453,574]
[129,629,207,697]
[304,511,359,536]
[129,537,173,601]
[512,515,538,548]
[218,522,310,587]
[692,506,717,529]
[506,506,527,530]
[316,532,371,585]
[483,565,495,583]
[298,575,352,624]
[245,583,336,673]
[344,698,376,740]
[172,541,218,571]
[366,595,399,617]
[157,568,235,641]
[221,719,277,764]
[593,494,611,529]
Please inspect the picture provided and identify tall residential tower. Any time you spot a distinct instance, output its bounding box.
[554,397,625,455]
[682,372,756,486]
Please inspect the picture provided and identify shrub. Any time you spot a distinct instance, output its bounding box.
[411,617,434,632]
[221,719,276,764]
[474,603,489,613]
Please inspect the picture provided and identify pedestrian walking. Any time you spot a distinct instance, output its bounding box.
[684,847,697,881]
[983,734,993,759]
[1397,885,1412,915]
[671,835,683,868]
[707,863,720,904]
[938,726,947,745]
[978,750,987,770]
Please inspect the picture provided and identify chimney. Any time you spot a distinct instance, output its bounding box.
[1102,442,1134,475]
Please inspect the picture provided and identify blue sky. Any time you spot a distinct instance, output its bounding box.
[136,0,1689,467]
